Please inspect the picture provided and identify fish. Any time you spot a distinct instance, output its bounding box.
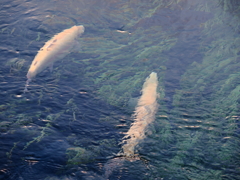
[102,72,159,178]
[24,25,85,92]
[122,72,159,157]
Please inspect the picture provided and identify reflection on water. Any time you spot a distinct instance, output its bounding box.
[0,0,240,179]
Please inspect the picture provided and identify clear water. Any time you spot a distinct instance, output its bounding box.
[0,0,240,179]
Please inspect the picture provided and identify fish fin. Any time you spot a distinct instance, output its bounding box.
[24,86,28,93]
[24,78,31,93]
[49,63,53,72]
[72,41,81,52]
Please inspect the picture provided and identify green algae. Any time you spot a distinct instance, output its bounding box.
[1,0,240,179]
[23,123,52,150]
[66,147,93,165]
[163,1,240,179]
[6,58,27,74]
[66,138,117,166]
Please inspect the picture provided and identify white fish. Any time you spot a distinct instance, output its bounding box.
[122,72,159,157]
[24,25,85,92]
[103,72,159,178]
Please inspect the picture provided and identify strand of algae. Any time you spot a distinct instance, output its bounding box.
[23,123,51,150]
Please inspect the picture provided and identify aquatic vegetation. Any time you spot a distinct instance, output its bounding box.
[36,32,41,41]
[66,147,93,165]
[99,138,117,148]
[1,0,240,179]
[66,98,79,121]
[161,1,240,179]
[6,58,26,74]
[23,124,52,150]
[219,0,240,12]
[6,142,19,159]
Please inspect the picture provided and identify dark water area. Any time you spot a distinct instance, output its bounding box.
[0,0,240,179]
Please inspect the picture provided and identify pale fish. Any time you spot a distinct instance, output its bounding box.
[24,25,85,92]
[102,72,159,178]
[122,72,159,157]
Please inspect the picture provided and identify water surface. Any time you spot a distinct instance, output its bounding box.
[0,0,240,179]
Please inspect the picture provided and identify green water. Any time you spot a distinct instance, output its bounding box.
[0,0,239,179]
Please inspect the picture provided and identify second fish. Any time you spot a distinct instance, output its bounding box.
[24,25,85,92]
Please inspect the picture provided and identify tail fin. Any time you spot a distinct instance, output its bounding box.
[24,78,31,93]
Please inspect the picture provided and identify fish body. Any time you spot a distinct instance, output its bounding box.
[24,25,84,92]
[102,72,159,178]
[122,72,159,157]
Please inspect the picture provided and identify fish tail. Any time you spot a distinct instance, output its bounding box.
[24,78,31,93]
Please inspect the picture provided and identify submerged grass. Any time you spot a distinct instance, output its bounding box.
[163,1,240,179]
[1,0,240,179]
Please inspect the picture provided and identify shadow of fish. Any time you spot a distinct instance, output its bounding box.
[24,25,84,92]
